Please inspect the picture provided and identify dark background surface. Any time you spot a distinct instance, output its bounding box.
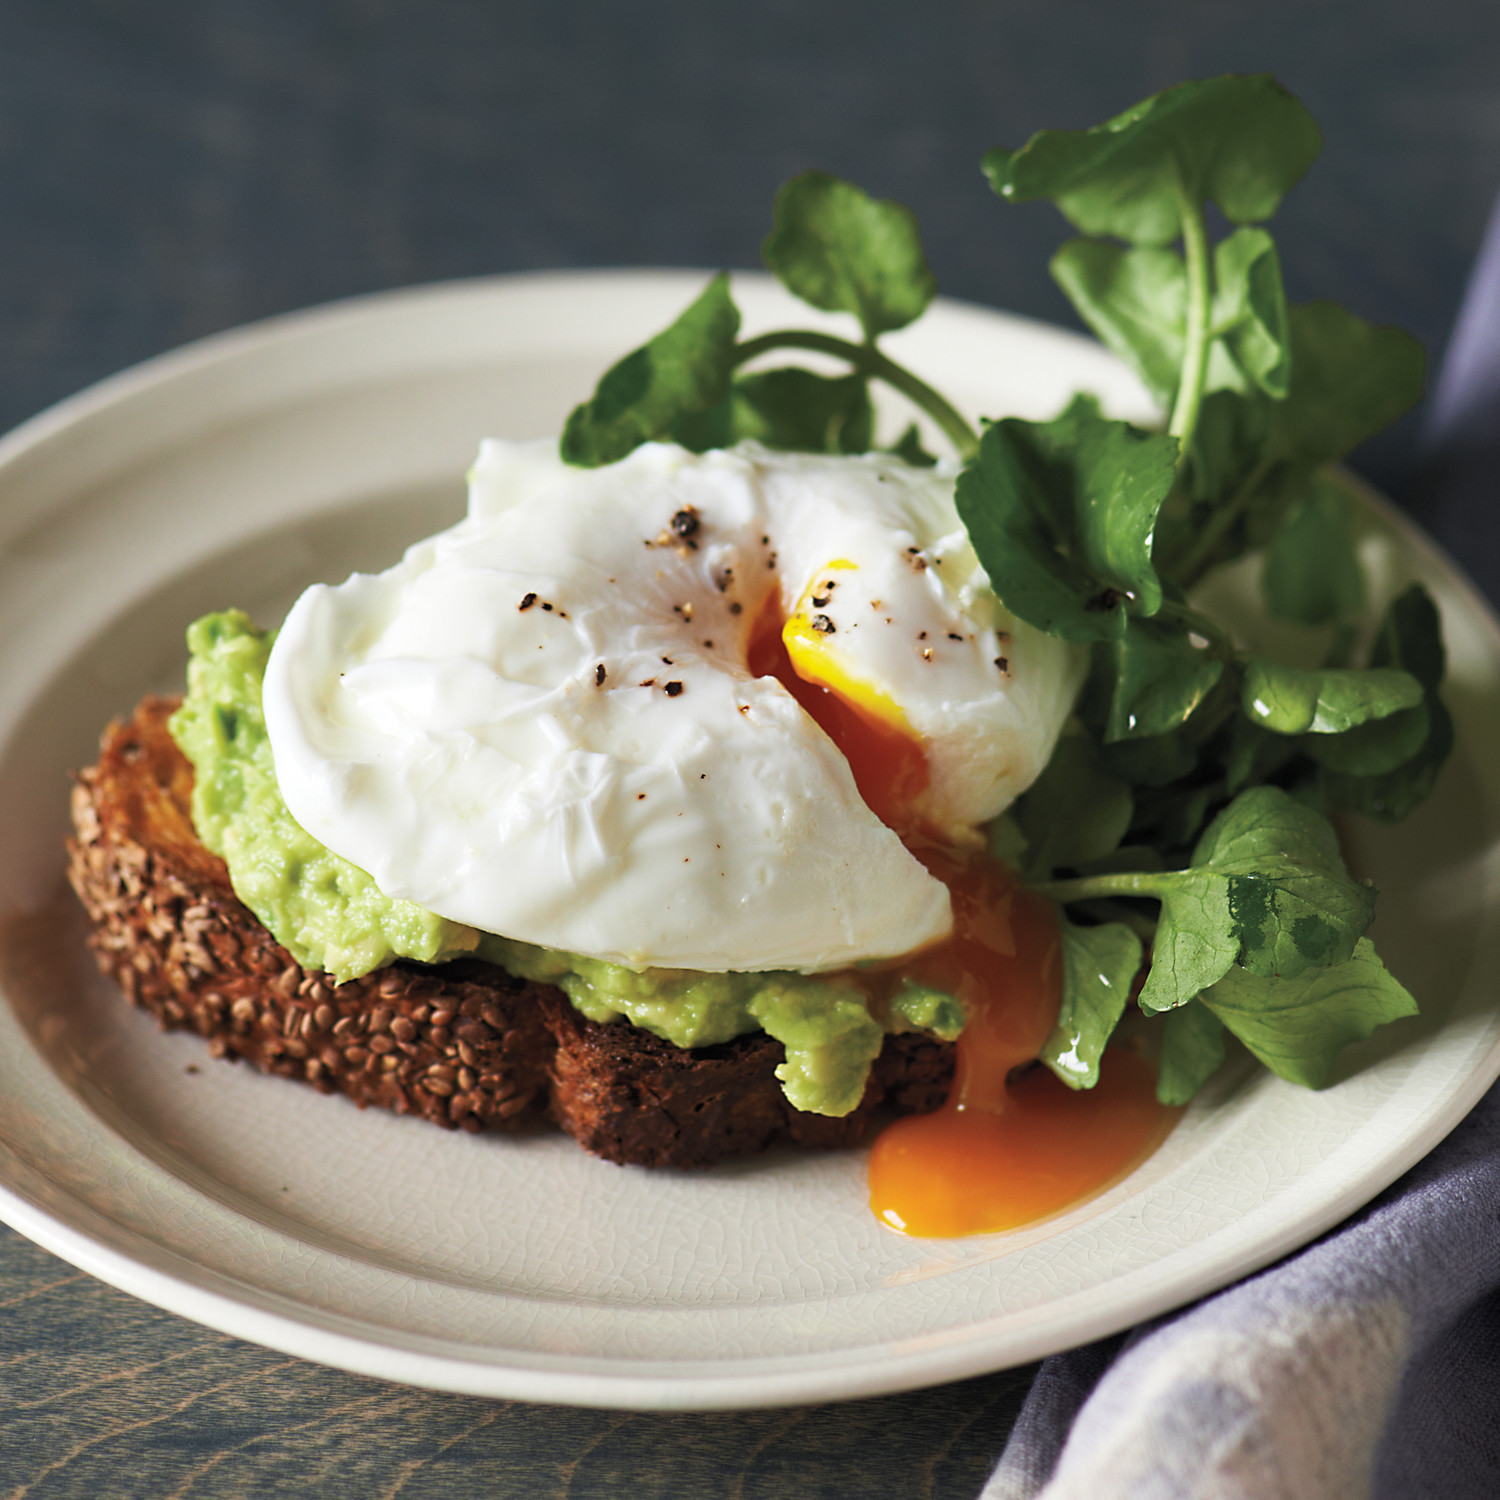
[3,2,1499,1495]
[6,0,1500,484]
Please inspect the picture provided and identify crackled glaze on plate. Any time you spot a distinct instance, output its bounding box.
[0,273,1497,1409]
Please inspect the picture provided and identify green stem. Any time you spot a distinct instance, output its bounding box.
[1035,871,1172,904]
[1167,180,1212,462]
[1152,596,1236,660]
[1167,455,1274,587]
[733,329,980,459]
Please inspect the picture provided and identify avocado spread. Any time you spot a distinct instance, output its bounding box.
[169,611,963,1116]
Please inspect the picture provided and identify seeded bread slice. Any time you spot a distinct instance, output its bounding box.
[66,697,557,1131]
[538,987,952,1167]
[66,697,954,1164]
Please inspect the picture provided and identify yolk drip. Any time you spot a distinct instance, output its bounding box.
[871,1051,1173,1237]
[748,596,928,830]
[750,585,1178,1238]
[869,850,1175,1237]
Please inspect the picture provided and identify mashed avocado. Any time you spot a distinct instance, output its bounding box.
[169,610,963,1116]
[169,613,482,981]
[480,936,905,1115]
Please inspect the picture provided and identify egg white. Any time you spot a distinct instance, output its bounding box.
[262,440,1084,972]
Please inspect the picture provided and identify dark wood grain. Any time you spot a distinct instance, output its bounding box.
[0,1226,1034,1498]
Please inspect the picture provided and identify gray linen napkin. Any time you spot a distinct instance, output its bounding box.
[982,193,1500,1500]
[986,1087,1500,1498]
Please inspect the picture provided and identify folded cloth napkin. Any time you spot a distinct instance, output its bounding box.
[982,195,1500,1500]
[985,1085,1500,1498]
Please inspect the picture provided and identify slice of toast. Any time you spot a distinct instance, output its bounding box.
[66,696,559,1132]
[537,987,951,1167]
[66,698,953,1166]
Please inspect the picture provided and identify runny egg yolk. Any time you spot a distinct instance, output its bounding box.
[868,854,1177,1237]
[754,566,929,832]
[753,577,1177,1239]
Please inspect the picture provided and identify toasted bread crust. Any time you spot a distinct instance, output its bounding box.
[65,696,556,1132]
[538,986,951,1167]
[66,697,953,1164]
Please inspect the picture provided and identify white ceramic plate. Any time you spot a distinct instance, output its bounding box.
[0,272,1497,1412]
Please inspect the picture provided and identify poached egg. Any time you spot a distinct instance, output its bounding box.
[261,440,1083,973]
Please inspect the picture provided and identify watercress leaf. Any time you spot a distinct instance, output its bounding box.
[1212,227,1291,399]
[1101,729,1200,788]
[1105,613,1225,741]
[984,75,1321,246]
[1184,387,1273,505]
[1241,660,1424,734]
[665,398,731,454]
[1261,475,1366,625]
[1135,785,1376,1012]
[561,273,741,466]
[1136,871,1238,1014]
[1050,240,1186,406]
[1242,480,1309,555]
[1190,785,1375,977]
[762,171,936,339]
[1217,711,1296,794]
[1048,233,1286,426]
[1157,1002,1227,1105]
[1132,782,1220,857]
[1318,584,1453,821]
[1200,937,1417,1088]
[1175,308,1421,582]
[1304,702,1431,775]
[888,422,939,467]
[1015,736,1134,878]
[1153,395,1276,582]
[954,396,1177,642]
[1320,698,1454,822]
[1372,582,1445,687]
[1040,917,1143,1089]
[730,367,875,454]
[1269,302,1426,467]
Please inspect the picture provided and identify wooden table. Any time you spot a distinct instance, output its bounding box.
[1,3,1497,1494]
[0,1224,1033,1496]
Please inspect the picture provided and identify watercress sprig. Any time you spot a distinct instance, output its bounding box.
[556,74,1451,1109]
[973,78,1444,1099]
[561,172,977,467]
[984,74,1319,459]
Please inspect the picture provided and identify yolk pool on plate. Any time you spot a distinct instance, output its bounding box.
[753,593,1177,1238]
[868,857,1176,1237]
